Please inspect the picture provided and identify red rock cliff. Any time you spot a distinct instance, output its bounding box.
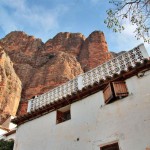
[1,32,83,101]
[45,32,85,57]
[0,31,112,115]
[0,44,22,123]
[78,31,112,71]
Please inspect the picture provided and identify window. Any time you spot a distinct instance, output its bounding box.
[100,142,120,150]
[56,105,71,124]
[103,81,128,104]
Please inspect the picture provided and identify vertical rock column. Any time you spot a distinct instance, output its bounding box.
[79,31,112,71]
[0,46,22,124]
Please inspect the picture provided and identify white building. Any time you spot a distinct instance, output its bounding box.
[12,44,150,150]
[0,116,16,140]
[0,126,9,137]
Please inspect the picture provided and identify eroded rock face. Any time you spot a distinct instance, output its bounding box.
[0,30,112,115]
[23,51,83,100]
[0,45,21,123]
[78,31,112,71]
[45,32,85,57]
[1,31,83,101]
[17,101,28,116]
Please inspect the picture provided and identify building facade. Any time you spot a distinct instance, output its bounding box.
[0,116,16,140]
[12,44,150,150]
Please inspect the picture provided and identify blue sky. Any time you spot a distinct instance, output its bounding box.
[0,0,149,54]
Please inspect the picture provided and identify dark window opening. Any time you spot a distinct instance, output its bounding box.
[103,81,128,104]
[100,142,120,150]
[56,106,71,124]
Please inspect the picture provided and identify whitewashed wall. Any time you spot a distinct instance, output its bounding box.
[0,129,7,139]
[14,70,150,150]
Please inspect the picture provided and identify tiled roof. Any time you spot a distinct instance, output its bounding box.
[3,129,16,136]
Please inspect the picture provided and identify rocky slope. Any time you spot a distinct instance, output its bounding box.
[0,30,112,115]
[78,31,111,71]
[0,44,21,123]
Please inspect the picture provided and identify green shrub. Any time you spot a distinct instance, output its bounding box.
[0,139,14,150]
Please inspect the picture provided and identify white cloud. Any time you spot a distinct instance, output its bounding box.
[0,0,69,40]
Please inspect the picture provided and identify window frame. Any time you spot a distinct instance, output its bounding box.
[100,142,120,150]
[56,105,71,124]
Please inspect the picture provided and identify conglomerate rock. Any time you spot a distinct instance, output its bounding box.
[45,32,85,57]
[78,31,112,71]
[0,44,21,123]
[0,30,112,115]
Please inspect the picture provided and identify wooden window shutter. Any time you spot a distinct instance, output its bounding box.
[57,110,63,123]
[103,83,113,104]
[112,81,128,97]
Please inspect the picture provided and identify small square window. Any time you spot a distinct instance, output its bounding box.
[100,142,120,150]
[56,105,71,124]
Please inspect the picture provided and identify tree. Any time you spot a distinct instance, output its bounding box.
[0,139,14,150]
[105,0,150,43]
